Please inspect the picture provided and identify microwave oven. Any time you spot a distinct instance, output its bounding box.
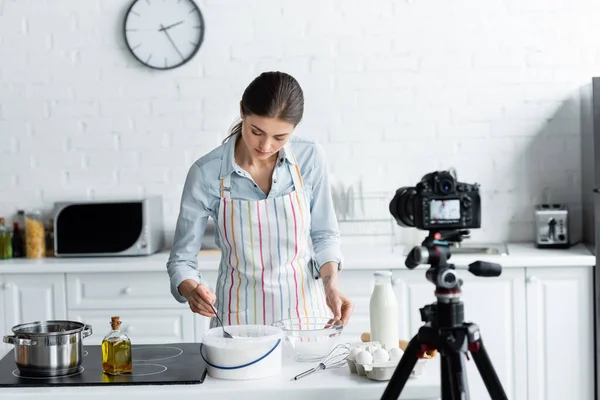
[52,196,165,257]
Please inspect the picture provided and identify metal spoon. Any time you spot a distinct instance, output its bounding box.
[210,304,234,339]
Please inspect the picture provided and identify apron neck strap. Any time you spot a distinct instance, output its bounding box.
[220,146,304,200]
[288,147,303,191]
[220,175,231,199]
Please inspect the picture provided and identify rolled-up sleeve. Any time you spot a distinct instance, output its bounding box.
[309,143,343,278]
[167,162,212,303]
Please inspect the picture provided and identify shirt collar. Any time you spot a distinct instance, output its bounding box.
[219,133,295,179]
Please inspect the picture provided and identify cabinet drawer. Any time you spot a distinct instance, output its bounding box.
[68,309,195,345]
[67,272,178,309]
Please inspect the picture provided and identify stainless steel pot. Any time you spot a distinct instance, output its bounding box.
[2,320,93,377]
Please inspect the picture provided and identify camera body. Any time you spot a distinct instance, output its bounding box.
[390,170,481,231]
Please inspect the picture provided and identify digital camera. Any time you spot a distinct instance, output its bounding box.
[389,170,481,231]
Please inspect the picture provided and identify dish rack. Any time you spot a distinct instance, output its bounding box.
[332,191,401,247]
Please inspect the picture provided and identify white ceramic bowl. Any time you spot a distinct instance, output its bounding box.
[201,325,284,380]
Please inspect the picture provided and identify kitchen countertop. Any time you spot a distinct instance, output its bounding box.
[0,349,440,400]
[0,242,594,274]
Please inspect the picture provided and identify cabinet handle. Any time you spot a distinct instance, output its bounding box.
[122,287,132,295]
[2,282,12,290]
[527,276,537,284]
[125,326,134,334]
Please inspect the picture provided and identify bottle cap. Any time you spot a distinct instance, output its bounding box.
[0,218,4,224]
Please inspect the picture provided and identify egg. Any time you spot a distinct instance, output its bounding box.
[355,350,373,365]
[365,345,378,354]
[349,347,360,360]
[372,348,390,363]
[388,347,403,362]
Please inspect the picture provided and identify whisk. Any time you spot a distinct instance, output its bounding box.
[292,343,351,381]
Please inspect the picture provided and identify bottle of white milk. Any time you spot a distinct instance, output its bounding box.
[369,271,399,350]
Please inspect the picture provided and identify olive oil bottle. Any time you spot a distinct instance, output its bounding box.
[101,316,132,375]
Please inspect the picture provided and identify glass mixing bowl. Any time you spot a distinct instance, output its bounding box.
[272,317,344,362]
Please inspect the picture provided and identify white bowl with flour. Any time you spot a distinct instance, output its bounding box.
[200,325,284,380]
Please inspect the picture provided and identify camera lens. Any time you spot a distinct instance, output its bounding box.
[389,187,416,227]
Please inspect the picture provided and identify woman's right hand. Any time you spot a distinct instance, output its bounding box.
[179,280,217,318]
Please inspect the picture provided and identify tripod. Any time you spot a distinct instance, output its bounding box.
[380,230,509,400]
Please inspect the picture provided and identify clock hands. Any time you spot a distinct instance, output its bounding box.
[159,24,185,61]
[158,20,184,32]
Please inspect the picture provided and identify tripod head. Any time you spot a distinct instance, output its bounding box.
[404,229,502,328]
[404,229,502,290]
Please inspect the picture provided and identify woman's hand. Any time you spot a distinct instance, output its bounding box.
[320,262,354,325]
[325,287,354,326]
[178,280,217,318]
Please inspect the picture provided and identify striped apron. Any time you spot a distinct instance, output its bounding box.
[211,148,330,327]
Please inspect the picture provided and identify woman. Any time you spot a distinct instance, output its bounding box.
[167,71,354,327]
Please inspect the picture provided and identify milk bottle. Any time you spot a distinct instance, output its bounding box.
[369,271,399,350]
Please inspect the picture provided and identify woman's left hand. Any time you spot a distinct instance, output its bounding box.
[325,286,354,326]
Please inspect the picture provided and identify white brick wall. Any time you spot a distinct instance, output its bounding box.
[2,0,600,246]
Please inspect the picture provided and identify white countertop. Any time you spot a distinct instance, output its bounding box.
[0,242,595,274]
[0,349,440,400]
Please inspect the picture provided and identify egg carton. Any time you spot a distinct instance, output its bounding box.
[346,341,427,382]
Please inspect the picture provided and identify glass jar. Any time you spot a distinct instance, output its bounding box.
[25,210,46,259]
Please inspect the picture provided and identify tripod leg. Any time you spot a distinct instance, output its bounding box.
[444,350,470,400]
[440,354,452,400]
[470,340,508,400]
[379,333,421,400]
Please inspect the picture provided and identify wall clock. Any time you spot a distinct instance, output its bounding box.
[123,0,205,70]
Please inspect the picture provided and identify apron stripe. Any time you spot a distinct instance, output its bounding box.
[248,202,258,324]
[256,202,267,325]
[273,197,284,320]
[230,199,242,325]
[283,196,293,319]
[238,200,249,325]
[289,193,307,320]
[264,200,275,324]
[222,201,234,324]
[294,191,310,319]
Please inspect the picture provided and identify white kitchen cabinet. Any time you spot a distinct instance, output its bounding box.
[68,308,195,345]
[2,273,67,331]
[525,266,594,400]
[453,268,528,400]
[66,272,177,309]
[0,275,6,353]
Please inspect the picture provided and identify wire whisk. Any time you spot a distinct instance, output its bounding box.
[292,343,351,381]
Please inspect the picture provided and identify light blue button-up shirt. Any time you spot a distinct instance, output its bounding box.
[166,134,343,303]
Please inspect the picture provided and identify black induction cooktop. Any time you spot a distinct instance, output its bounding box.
[0,342,207,387]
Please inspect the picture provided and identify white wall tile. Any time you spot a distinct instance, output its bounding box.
[1,0,599,244]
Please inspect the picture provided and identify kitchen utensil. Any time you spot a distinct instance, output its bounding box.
[272,317,344,362]
[209,304,235,339]
[292,342,350,380]
[200,324,284,380]
[2,320,93,377]
[534,204,570,248]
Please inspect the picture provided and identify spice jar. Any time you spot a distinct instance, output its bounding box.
[25,210,46,259]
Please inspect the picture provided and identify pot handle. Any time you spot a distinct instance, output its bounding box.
[82,325,93,339]
[3,335,37,346]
